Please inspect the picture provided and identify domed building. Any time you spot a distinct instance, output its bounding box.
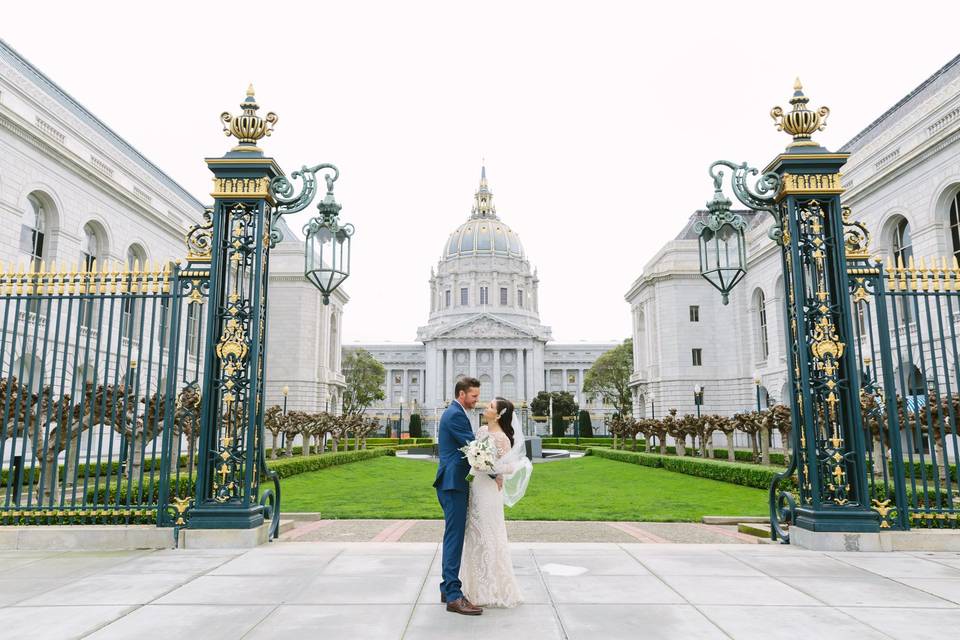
[348,168,617,430]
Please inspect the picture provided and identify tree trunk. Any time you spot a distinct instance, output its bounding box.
[285,437,294,457]
[676,436,686,457]
[760,427,770,465]
[659,437,667,456]
[750,432,759,463]
[331,437,339,453]
[304,436,312,457]
[937,442,948,485]
[872,438,884,476]
[726,432,736,462]
[705,434,714,459]
[631,434,637,451]
[270,432,278,459]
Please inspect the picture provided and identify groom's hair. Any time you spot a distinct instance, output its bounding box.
[454,376,481,398]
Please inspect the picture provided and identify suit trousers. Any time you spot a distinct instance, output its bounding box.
[437,487,469,601]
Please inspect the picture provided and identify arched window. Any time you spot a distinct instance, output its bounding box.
[479,374,493,402]
[755,289,769,360]
[21,195,47,316]
[13,354,44,393]
[950,191,960,263]
[79,224,102,329]
[20,194,46,268]
[892,217,913,266]
[892,218,913,322]
[501,374,516,399]
[121,245,147,340]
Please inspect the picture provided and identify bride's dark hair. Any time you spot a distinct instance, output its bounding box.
[494,397,515,447]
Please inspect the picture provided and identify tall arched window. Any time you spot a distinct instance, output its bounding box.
[892,217,913,266]
[79,224,101,329]
[20,194,46,269]
[755,289,769,360]
[121,245,147,340]
[950,192,960,263]
[501,374,516,399]
[892,218,913,322]
[21,195,47,316]
[479,374,493,402]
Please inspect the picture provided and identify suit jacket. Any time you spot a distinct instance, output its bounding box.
[433,401,475,493]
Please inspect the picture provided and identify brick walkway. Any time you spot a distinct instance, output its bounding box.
[278,518,764,544]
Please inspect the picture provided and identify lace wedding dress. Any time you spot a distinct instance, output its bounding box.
[461,425,523,608]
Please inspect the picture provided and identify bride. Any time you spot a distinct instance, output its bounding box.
[461,397,534,608]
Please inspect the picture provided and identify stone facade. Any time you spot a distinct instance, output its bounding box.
[626,54,960,420]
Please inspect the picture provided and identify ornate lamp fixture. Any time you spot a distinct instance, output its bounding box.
[694,176,747,305]
[269,164,354,305]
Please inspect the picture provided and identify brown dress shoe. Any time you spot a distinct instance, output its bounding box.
[446,597,482,615]
[440,593,477,606]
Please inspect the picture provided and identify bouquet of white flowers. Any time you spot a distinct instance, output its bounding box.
[459,438,496,482]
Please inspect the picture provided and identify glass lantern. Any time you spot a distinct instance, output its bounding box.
[694,186,747,305]
[304,192,353,305]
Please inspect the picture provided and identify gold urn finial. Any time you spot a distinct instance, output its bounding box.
[220,85,278,153]
[770,78,830,148]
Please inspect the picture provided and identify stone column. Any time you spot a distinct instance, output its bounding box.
[444,348,452,401]
[469,348,477,379]
[493,348,501,398]
[518,349,526,401]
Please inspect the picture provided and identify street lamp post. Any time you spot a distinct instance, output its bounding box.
[693,385,703,418]
[753,374,762,413]
[281,385,289,452]
[398,396,404,446]
[698,80,879,540]
[573,393,580,446]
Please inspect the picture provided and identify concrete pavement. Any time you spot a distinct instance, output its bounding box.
[3,541,960,639]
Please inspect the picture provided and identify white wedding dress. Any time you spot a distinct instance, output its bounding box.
[460,425,524,608]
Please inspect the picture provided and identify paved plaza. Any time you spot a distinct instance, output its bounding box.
[3,539,960,639]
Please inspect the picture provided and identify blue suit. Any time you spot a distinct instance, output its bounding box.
[434,400,474,601]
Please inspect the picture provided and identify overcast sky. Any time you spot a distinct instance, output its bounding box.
[5,2,959,342]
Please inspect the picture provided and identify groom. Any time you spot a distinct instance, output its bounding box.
[434,376,484,616]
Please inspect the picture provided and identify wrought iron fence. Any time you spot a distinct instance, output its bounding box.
[850,256,960,529]
[0,259,208,528]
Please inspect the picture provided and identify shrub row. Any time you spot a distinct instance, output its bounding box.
[589,447,791,491]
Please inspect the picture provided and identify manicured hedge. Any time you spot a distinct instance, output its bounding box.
[268,447,390,478]
[589,447,791,491]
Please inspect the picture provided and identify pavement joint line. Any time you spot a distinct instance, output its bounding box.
[530,547,570,639]
[623,543,738,640]
[695,522,761,544]
[604,521,669,543]
[716,547,901,640]
[824,551,960,608]
[281,518,333,541]
[401,542,441,639]
[77,549,243,639]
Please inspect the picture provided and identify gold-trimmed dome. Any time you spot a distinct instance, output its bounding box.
[443,167,526,259]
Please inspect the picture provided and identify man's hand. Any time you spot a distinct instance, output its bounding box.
[495,476,504,491]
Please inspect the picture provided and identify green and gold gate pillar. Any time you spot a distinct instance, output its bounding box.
[703,82,879,539]
[768,83,877,533]
[189,87,282,530]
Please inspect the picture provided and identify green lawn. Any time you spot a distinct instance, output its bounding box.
[280,455,768,521]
